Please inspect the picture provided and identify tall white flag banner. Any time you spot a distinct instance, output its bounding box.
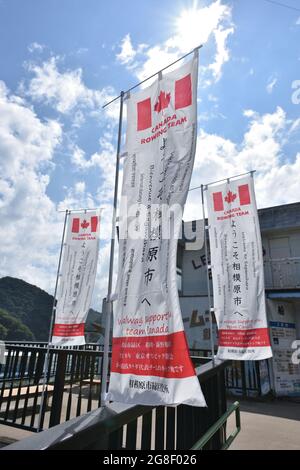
[108,54,206,406]
[52,211,100,346]
[206,176,273,360]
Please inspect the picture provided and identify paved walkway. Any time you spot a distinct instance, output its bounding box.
[1,398,300,450]
[229,399,300,450]
[0,425,33,448]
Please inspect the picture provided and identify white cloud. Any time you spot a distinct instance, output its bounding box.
[116,34,137,65]
[58,181,97,213]
[209,26,234,80]
[288,117,300,135]
[70,138,116,193]
[184,106,300,219]
[74,181,86,194]
[0,81,63,291]
[116,0,234,83]
[28,42,46,53]
[24,56,116,116]
[0,80,61,179]
[266,76,278,94]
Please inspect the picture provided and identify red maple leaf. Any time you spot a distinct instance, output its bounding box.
[224,191,237,204]
[81,219,89,229]
[154,91,171,113]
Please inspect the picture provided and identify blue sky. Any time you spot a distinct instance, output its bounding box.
[0,0,299,302]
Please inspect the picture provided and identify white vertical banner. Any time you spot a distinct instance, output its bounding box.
[108,53,206,406]
[52,210,100,346]
[206,175,273,360]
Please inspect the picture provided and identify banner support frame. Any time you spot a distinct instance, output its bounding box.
[201,185,215,365]
[100,91,124,406]
[37,208,69,432]
[102,45,203,109]
[201,170,256,190]
[57,207,100,213]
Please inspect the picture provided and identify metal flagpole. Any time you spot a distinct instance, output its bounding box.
[201,185,215,365]
[37,209,69,432]
[100,91,124,405]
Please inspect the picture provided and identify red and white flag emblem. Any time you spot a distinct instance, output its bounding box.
[212,184,251,212]
[71,216,99,233]
[136,73,192,131]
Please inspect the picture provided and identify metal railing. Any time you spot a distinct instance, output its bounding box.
[225,361,260,397]
[0,344,108,431]
[0,342,213,433]
[264,257,300,289]
[2,359,230,450]
[191,401,240,450]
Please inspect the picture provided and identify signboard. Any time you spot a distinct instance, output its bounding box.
[108,54,206,406]
[206,176,272,360]
[267,299,300,396]
[52,211,100,346]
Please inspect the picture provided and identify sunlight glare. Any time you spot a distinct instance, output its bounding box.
[174,1,227,52]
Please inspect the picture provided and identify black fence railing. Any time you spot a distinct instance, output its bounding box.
[225,359,271,397]
[0,341,265,434]
[0,342,212,432]
[0,344,108,431]
[3,359,231,451]
[190,348,270,398]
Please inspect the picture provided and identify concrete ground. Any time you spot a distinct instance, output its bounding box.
[228,398,300,450]
[1,396,300,450]
[0,425,33,448]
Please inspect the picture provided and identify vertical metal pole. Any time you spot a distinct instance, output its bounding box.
[201,185,215,365]
[100,91,124,405]
[37,209,69,432]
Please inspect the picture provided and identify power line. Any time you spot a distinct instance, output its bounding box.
[261,0,300,13]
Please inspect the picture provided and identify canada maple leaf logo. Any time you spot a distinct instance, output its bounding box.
[154,91,171,113]
[81,219,89,229]
[224,191,237,204]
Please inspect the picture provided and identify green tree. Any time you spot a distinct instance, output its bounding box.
[0,308,34,341]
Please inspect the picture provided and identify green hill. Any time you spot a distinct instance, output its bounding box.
[0,308,34,341]
[0,276,102,342]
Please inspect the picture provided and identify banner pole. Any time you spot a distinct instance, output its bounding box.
[102,45,203,109]
[100,91,124,405]
[201,185,215,365]
[190,171,255,192]
[37,209,69,432]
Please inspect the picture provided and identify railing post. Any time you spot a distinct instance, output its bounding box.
[256,361,262,396]
[49,350,67,428]
[241,361,247,398]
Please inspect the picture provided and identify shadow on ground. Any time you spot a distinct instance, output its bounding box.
[228,397,300,422]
